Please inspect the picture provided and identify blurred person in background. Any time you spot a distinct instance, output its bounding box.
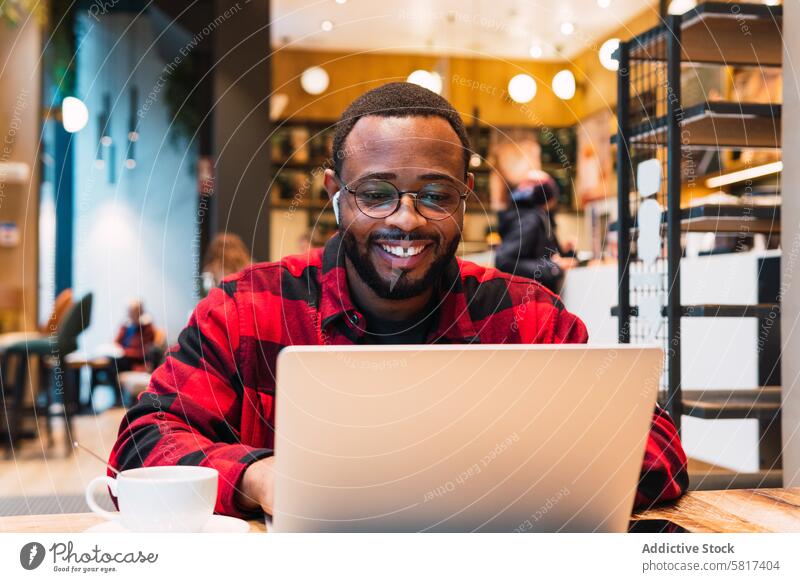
[201,233,253,295]
[114,299,156,373]
[494,169,577,295]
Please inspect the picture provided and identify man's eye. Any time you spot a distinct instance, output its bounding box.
[419,186,458,204]
[360,191,394,201]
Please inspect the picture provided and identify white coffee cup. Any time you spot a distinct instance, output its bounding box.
[85,466,218,532]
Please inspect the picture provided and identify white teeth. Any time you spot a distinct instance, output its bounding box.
[380,244,425,258]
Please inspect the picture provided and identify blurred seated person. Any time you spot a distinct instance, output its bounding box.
[494,170,577,294]
[201,233,253,295]
[114,299,156,373]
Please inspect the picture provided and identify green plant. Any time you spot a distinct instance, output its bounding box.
[163,51,205,144]
[48,0,77,98]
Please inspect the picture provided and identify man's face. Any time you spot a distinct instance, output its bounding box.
[128,303,142,322]
[324,116,473,300]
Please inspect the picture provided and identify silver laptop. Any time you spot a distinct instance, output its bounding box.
[272,344,662,532]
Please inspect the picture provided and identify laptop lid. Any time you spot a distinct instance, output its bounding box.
[272,344,662,532]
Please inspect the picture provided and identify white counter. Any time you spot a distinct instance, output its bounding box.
[561,250,781,473]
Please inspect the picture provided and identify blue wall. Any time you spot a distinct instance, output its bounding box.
[72,13,199,351]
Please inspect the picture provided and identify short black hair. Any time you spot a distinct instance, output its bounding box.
[332,82,472,179]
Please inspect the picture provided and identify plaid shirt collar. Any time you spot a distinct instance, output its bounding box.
[318,233,480,343]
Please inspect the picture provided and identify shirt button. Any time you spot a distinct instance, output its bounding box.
[349,313,360,325]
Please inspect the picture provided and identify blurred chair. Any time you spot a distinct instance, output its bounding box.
[0,293,93,458]
[0,289,73,352]
[0,286,23,334]
[40,289,74,335]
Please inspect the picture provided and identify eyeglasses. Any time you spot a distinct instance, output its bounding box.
[335,174,469,220]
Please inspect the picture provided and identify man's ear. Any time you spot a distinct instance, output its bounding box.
[323,168,339,200]
[324,169,342,225]
[464,172,475,212]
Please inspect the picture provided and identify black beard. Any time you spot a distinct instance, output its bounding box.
[341,229,460,300]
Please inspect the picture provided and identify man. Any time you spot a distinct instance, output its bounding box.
[109,82,688,519]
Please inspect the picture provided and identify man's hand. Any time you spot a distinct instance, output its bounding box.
[235,456,275,515]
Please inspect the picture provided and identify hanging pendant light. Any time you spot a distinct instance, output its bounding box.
[552,69,576,100]
[62,97,89,133]
[125,87,138,170]
[507,74,537,104]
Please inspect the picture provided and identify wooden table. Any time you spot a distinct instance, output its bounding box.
[0,513,266,533]
[3,488,799,533]
[633,487,800,533]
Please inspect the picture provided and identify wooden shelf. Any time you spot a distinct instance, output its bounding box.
[273,161,329,171]
[609,203,780,235]
[629,1,782,66]
[677,303,779,318]
[680,203,780,234]
[681,387,780,420]
[628,101,781,148]
[271,200,330,210]
[611,303,779,319]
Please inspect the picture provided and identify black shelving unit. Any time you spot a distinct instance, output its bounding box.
[614,1,783,481]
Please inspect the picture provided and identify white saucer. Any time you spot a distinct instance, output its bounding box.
[83,515,250,533]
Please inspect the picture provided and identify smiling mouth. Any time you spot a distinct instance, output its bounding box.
[378,243,428,258]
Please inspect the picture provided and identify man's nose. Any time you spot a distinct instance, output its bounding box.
[384,194,427,231]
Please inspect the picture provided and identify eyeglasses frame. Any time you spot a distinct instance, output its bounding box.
[333,173,470,221]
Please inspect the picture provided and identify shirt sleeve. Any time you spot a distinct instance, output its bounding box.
[108,286,273,518]
[634,406,689,509]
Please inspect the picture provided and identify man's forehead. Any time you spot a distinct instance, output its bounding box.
[341,115,464,169]
[346,115,461,148]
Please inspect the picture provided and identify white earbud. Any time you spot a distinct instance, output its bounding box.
[332,190,342,225]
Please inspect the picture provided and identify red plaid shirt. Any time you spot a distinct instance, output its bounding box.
[110,234,688,518]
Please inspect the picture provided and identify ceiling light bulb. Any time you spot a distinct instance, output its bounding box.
[300,66,330,95]
[61,97,89,133]
[507,74,537,104]
[668,0,697,15]
[599,38,620,71]
[560,22,575,36]
[529,44,543,58]
[406,70,443,95]
[597,0,611,7]
[321,20,333,32]
[552,69,576,100]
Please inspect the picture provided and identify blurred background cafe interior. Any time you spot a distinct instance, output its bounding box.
[0,0,798,519]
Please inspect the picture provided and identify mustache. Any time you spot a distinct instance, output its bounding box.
[368,230,441,244]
